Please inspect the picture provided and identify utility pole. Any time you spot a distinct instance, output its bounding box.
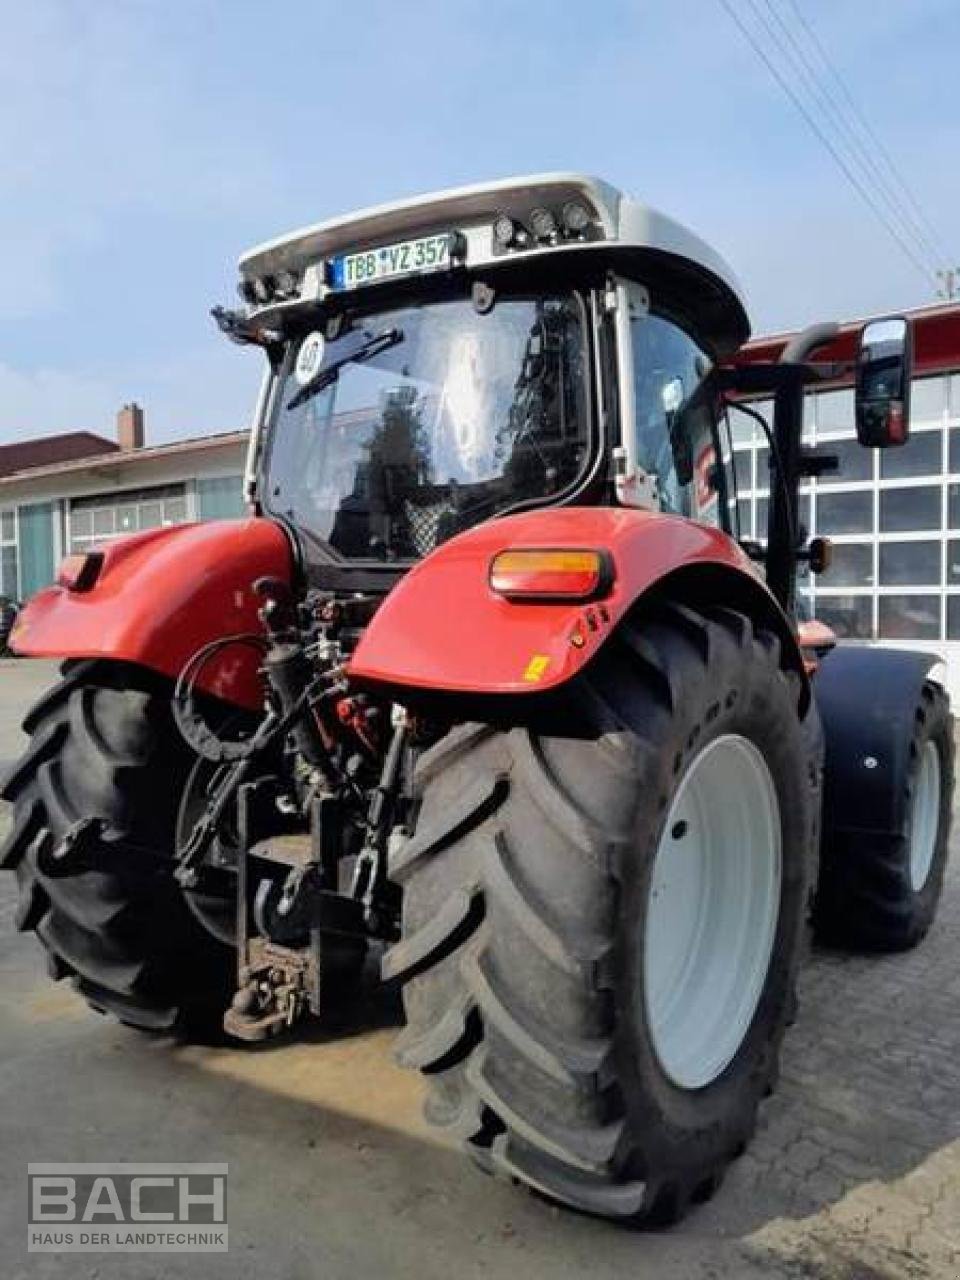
[937,268,960,301]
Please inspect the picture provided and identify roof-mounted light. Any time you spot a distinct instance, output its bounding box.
[239,270,300,307]
[561,200,591,236]
[529,206,557,242]
[274,269,300,299]
[493,212,519,247]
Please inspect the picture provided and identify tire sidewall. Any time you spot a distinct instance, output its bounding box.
[613,635,814,1176]
[905,689,953,929]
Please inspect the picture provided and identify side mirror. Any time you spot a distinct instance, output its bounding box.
[855,316,912,447]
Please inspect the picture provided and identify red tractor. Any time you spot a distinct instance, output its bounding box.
[3,175,953,1223]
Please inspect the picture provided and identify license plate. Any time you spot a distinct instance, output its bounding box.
[330,233,452,290]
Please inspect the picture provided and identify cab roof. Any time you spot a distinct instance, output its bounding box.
[238,173,750,355]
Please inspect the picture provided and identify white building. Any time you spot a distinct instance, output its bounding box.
[0,405,246,600]
[738,301,960,697]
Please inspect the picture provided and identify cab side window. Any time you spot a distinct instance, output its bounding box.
[629,310,724,528]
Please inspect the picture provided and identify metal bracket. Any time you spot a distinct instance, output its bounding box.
[223,938,316,1042]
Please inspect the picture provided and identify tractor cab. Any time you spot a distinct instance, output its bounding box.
[227,175,751,593]
[225,173,912,627]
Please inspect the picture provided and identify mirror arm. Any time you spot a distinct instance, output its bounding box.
[718,362,807,395]
[780,321,840,364]
[804,359,855,383]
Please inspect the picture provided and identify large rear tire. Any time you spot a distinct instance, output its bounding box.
[0,660,232,1032]
[385,603,820,1222]
[813,679,953,950]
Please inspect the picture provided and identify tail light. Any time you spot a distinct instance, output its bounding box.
[489,549,612,601]
[57,551,103,592]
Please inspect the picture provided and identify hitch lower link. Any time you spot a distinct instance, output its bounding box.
[221,783,372,1043]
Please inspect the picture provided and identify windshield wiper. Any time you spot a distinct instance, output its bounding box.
[286,327,404,410]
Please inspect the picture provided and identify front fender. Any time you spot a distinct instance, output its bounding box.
[11,518,291,708]
[348,507,802,697]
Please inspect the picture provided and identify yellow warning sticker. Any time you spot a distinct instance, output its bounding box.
[522,654,551,683]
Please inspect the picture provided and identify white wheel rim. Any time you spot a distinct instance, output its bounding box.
[643,734,782,1090]
[909,740,941,892]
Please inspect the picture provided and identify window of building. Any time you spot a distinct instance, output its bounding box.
[802,394,816,438]
[736,499,751,538]
[818,436,873,485]
[733,449,752,492]
[755,446,770,491]
[117,504,138,535]
[0,508,18,599]
[92,508,114,537]
[197,475,245,522]
[756,497,767,538]
[69,484,189,553]
[718,365,960,643]
[879,429,942,480]
[796,493,811,539]
[824,542,873,586]
[814,388,855,434]
[815,594,873,638]
[879,541,942,586]
[878,595,940,640]
[140,501,163,529]
[732,403,763,446]
[879,486,941,533]
[817,489,873,535]
[165,496,188,524]
[911,376,947,425]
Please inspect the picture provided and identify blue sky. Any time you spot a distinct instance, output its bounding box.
[1,0,957,444]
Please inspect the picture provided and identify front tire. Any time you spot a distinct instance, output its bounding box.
[386,603,820,1222]
[0,660,232,1031]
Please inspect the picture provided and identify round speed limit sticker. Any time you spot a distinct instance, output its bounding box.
[294,331,326,385]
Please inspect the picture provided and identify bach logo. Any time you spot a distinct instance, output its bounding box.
[27,1163,228,1253]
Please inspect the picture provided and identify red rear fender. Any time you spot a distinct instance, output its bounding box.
[348,507,803,698]
[11,519,291,709]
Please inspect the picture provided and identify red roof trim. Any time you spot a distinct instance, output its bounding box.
[740,302,960,379]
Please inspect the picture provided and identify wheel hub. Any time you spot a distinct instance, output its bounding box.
[643,734,782,1090]
[908,739,941,892]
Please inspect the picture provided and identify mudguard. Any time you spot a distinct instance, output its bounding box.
[348,507,804,696]
[10,518,291,709]
[813,644,944,836]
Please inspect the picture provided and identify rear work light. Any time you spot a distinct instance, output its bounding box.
[489,549,612,601]
[57,551,103,592]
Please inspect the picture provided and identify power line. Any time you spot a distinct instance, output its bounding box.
[782,0,953,267]
[718,0,937,288]
[758,0,942,275]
